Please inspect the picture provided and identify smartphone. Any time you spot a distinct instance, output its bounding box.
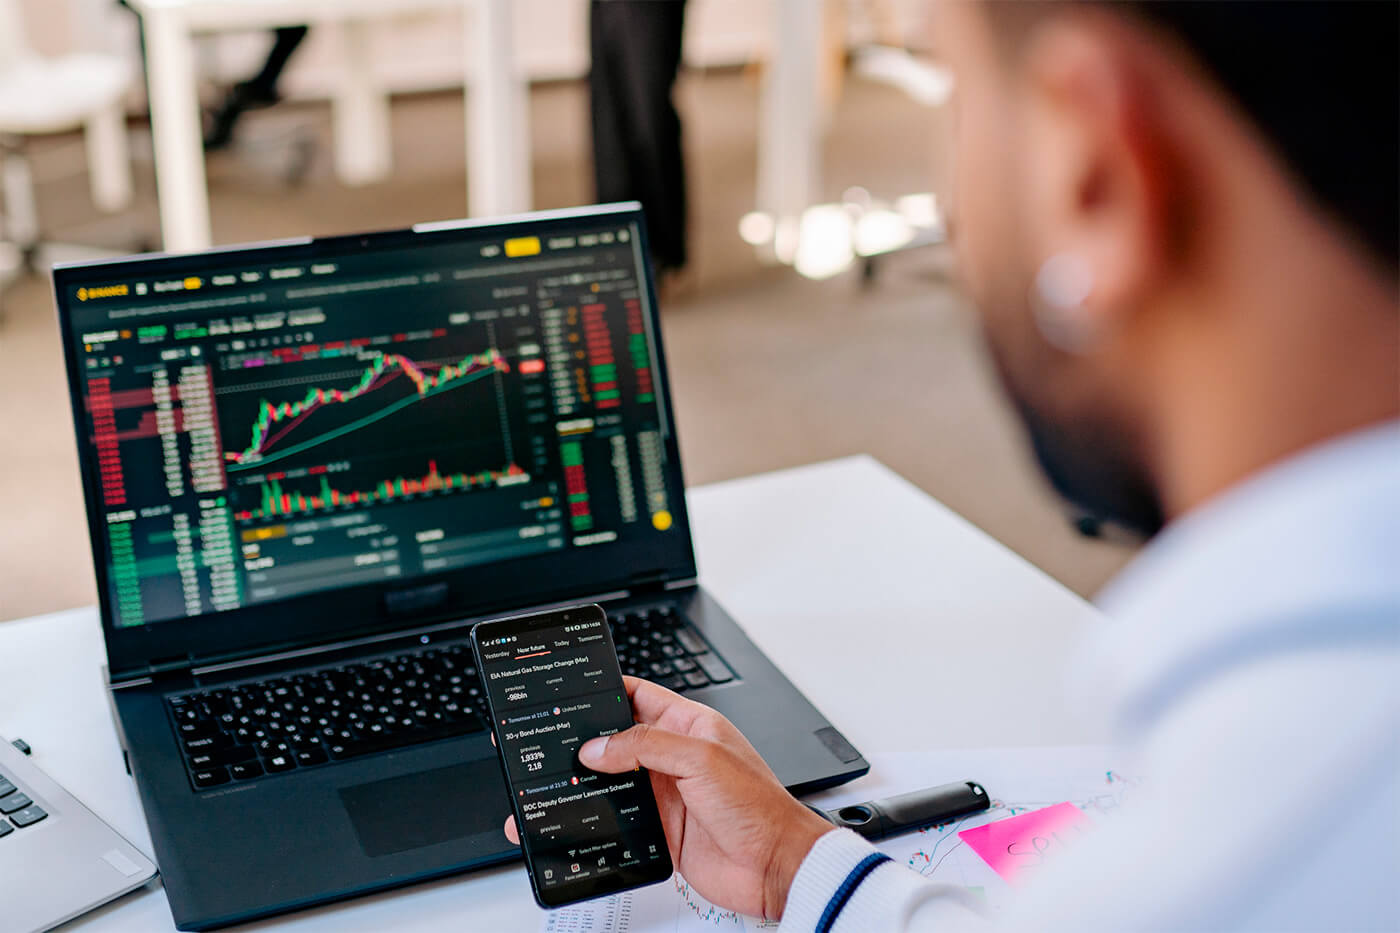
[472,604,674,908]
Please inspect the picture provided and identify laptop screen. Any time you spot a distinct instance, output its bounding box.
[56,209,685,635]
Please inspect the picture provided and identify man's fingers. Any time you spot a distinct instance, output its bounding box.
[622,675,684,721]
[503,815,520,846]
[624,675,711,728]
[579,722,721,778]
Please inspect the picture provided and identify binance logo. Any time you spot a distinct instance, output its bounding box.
[76,284,129,301]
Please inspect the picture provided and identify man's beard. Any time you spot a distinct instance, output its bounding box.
[981,323,1166,539]
[1009,387,1165,538]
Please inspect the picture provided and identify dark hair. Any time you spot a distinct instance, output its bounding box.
[993,1,1399,275]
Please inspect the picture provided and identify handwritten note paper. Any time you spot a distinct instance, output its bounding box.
[957,802,1090,884]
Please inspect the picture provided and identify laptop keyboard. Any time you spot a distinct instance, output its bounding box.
[0,771,49,837]
[610,605,736,689]
[167,604,735,791]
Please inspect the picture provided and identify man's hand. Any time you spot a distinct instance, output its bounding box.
[503,676,832,920]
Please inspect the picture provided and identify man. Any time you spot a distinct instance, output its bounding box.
[590,0,689,279]
[508,2,1399,929]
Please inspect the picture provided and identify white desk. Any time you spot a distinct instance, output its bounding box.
[127,0,531,254]
[0,456,1105,930]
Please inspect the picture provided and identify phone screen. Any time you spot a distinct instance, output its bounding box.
[473,605,673,907]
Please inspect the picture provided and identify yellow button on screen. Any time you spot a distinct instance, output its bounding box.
[504,236,541,258]
[652,510,673,531]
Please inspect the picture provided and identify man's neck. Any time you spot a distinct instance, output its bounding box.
[1150,243,1399,521]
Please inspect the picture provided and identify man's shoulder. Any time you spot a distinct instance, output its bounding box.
[1138,616,1399,800]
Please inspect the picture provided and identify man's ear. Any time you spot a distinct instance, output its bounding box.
[1017,14,1178,330]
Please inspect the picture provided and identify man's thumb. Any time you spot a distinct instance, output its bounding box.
[579,734,612,768]
[579,724,711,778]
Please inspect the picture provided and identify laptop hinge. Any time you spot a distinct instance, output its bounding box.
[625,572,695,597]
[627,571,669,593]
[146,654,195,678]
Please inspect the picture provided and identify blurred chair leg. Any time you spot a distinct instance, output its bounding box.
[1,145,40,254]
[85,102,134,213]
[0,143,35,323]
[0,240,21,321]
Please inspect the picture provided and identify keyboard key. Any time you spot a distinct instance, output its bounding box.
[264,754,296,773]
[176,720,216,739]
[0,794,31,814]
[660,674,688,692]
[674,627,708,655]
[671,656,697,673]
[295,747,328,767]
[683,670,710,690]
[192,767,230,788]
[0,778,16,797]
[11,806,47,828]
[223,744,258,764]
[231,761,264,780]
[183,734,230,753]
[188,744,256,769]
[693,653,734,684]
[0,820,12,838]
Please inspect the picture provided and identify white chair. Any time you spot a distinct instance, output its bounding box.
[0,0,135,298]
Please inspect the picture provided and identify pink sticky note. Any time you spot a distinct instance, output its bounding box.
[957,802,1091,884]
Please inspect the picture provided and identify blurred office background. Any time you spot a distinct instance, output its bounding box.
[0,0,1133,622]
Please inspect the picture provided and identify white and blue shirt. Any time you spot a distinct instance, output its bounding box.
[782,421,1400,932]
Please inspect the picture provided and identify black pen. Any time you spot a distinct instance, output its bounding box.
[809,780,991,841]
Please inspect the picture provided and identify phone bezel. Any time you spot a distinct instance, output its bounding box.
[470,604,675,908]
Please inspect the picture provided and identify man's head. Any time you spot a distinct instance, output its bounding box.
[934,1,1399,536]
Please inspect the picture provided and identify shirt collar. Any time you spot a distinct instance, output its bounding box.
[1075,419,1400,736]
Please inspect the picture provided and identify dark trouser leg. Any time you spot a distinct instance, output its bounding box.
[589,1,688,272]
[245,26,310,99]
[590,4,631,206]
[206,26,309,149]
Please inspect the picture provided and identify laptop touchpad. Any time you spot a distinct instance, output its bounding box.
[339,759,505,858]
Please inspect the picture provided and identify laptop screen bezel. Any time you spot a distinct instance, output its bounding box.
[52,204,699,680]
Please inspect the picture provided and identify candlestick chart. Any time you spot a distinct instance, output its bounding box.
[233,460,532,522]
[223,346,507,470]
[214,325,539,524]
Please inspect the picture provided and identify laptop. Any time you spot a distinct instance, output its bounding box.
[0,737,157,932]
[52,203,868,930]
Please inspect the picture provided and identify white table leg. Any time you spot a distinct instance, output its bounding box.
[330,19,393,186]
[756,0,822,264]
[85,101,134,213]
[141,8,212,252]
[466,0,531,217]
